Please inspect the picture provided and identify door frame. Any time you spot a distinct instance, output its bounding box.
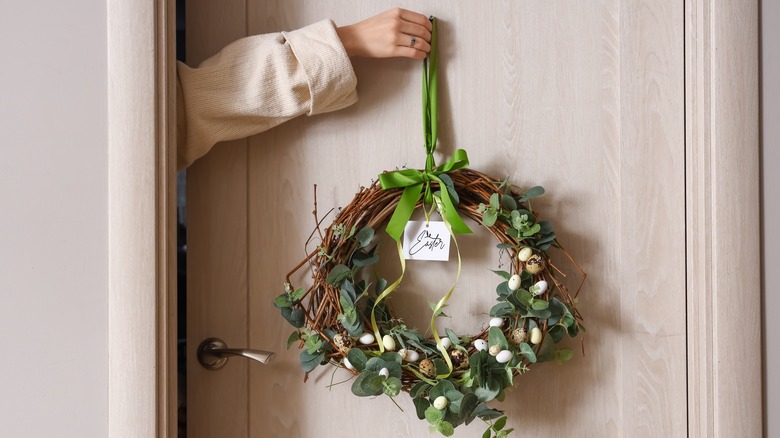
[105,0,762,436]
[107,0,177,436]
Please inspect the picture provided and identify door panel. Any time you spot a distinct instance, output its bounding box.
[188,1,686,436]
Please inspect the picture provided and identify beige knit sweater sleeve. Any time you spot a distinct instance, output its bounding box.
[176,19,358,169]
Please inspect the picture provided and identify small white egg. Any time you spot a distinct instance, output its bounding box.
[530,327,542,345]
[489,317,505,328]
[379,367,390,379]
[517,247,534,262]
[433,396,449,410]
[508,274,522,291]
[440,337,452,350]
[406,350,420,362]
[533,280,548,296]
[473,339,488,351]
[343,357,355,371]
[496,350,513,364]
[398,348,408,360]
[358,333,375,345]
[382,334,396,351]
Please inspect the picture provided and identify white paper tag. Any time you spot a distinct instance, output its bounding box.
[402,220,451,261]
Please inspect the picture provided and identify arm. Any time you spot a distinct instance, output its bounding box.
[177,9,433,169]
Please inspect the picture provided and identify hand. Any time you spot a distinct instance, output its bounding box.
[336,8,433,60]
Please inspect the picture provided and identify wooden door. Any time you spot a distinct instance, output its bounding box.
[187,1,686,436]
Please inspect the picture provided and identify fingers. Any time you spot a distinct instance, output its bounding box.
[393,46,427,60]
[398,21,432,43]
[395,33,431,54]
[396,8,433,32]
[338,8,435,59]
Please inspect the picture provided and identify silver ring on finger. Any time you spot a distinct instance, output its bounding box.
[409,35,416,47]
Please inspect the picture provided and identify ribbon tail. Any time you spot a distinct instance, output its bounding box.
[430,205,462,379]
[384,183,423,241]
[370,240,406,353]
[431,175,472,235]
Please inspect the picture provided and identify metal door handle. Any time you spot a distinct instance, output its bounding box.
[197,337,276,370]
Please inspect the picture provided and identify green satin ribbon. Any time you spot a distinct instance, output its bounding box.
[371,19,468,378]
[379,149,472,241]
[378,16,472,242]
[428,200,462,378]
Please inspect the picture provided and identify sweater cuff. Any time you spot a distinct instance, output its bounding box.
[282,19,358,115]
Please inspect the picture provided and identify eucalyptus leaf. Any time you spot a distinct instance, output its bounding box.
[528,308,552,319]
[519,343,537,363]
[347,348,368,372]
[473,403,504,421]
[299,349,324,373]
[273,294,292,308]
[360,373,385,396]
[351,372,376,397]
[280,307,305,328]
[505,228,520,239]
[414,397,431,420]
[500,194,517,210]
[495,281,511,300]
[286,331,300,349]
[482,209,498,227]
[557,348,574,362]
[340,281,357,303]
[325,264,351,285]
[355,226,375,248]
[493,416,507,431]
[522,223,542,237]
[532,299,549,310]
[430,380,457,400]
[519,186,545,202]
[352,251,379,267]
[445,389,465,413]
[474,381,501,402]
[489,193,500,210]
[375,277,388,295]
[547,325,565,343]
[458,393,479,423]
[490,302,515,318]
[490,270,512,280]
[488,327,508,350]
[304,334,323,354]
[410,381,431,399]
[445,328,461,347]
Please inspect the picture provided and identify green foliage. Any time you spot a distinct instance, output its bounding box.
[278,182,585,438]
[273,283,307,327]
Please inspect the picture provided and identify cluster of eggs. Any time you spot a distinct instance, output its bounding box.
[340,249,549,376]
[517,247,546,275]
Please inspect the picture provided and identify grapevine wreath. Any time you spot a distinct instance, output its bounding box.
[273,18,585,438]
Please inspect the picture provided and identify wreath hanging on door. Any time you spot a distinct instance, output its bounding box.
[273,18,585,437]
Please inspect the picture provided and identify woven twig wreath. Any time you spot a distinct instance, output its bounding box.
[274,167,585,436]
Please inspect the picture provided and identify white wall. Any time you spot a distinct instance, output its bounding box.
[764,1,780,436]
[0,2,107,437]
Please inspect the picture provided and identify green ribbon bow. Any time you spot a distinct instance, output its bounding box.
[378,17,472,242]
[379,150,471,241]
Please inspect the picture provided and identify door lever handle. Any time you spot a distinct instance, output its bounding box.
[197,337,276,370]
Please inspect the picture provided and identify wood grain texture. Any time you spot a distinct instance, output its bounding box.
[619,1,686,436]
[188,1,688,436]
[185,1,250,437]
[686,0,762,436]
[107,0,176,436]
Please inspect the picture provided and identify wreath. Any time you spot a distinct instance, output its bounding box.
[273,18,585,438]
